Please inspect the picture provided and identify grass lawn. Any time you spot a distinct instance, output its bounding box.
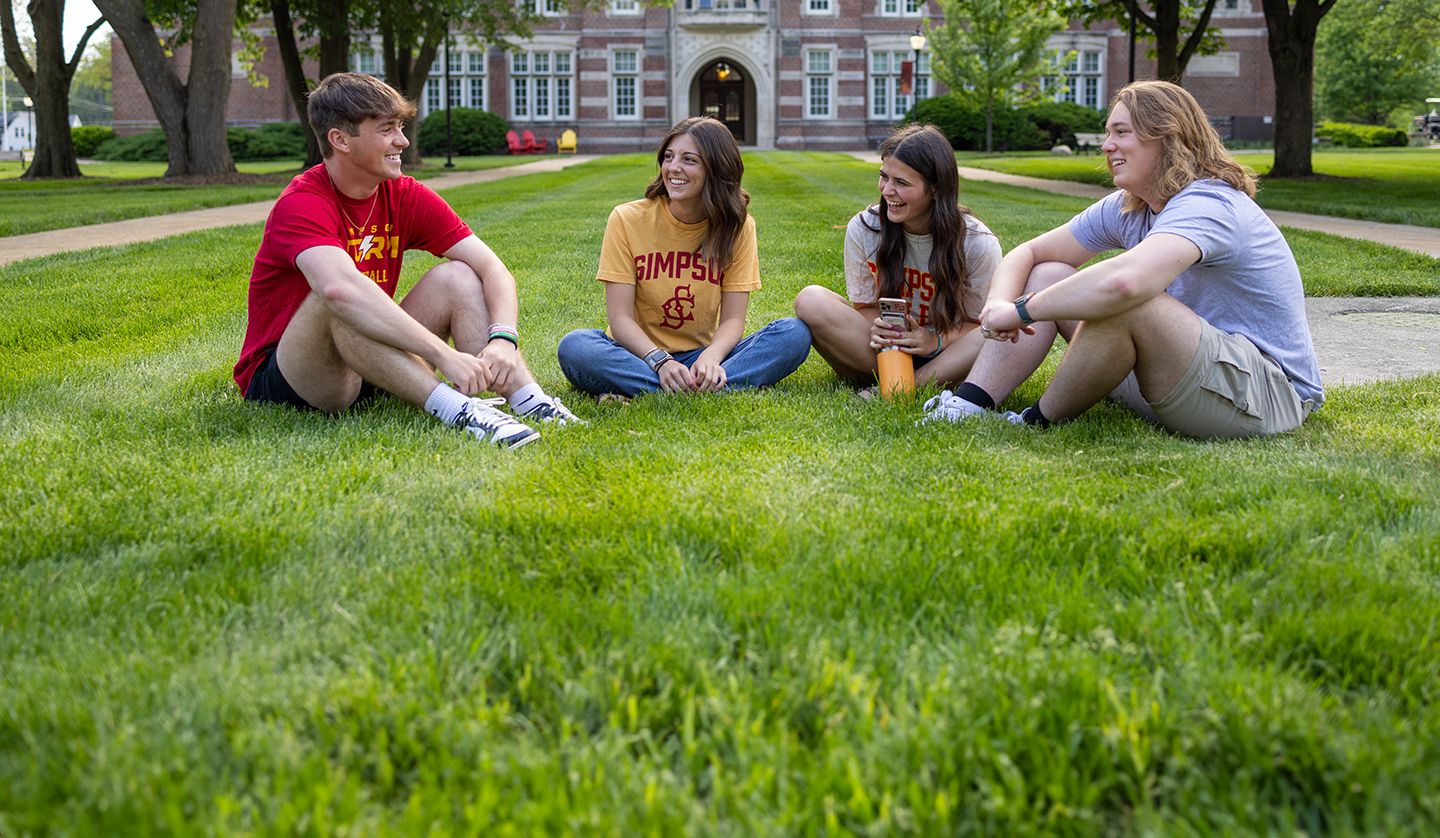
[0,156,536,237]
[3,152,1440,836]
[959,148,1440,229]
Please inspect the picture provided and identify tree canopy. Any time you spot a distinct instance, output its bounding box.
[1315,0,1440,126]
[928,0,1068,152]
[1059,0,1225,84]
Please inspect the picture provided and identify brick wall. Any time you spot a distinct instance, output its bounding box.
[111,22,318,137]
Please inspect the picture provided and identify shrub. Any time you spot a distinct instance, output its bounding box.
[1318,121,1409,148]
[1016,101,1105,149]
[910,95,1092,152]
[418,108,509,156]
[93,124,310,163]
[227,123,308,160]
[71,126,116,157]
[93,129,168,162]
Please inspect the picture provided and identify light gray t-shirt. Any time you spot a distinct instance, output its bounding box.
[844,209,1001,328]
[1068,181,1323,406]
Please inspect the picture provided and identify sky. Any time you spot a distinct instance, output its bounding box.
[64,0,111,57]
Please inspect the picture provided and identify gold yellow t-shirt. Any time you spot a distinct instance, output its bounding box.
[596,197,761,352]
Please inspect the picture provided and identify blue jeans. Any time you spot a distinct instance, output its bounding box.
[557,318,812,397]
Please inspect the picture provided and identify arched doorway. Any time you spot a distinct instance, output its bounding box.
[696,60,748,143]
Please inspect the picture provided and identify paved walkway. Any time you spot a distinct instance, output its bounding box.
[0,156,599,268]
[4,152,1437,387]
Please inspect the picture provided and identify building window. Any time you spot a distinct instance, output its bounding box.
[417,51,489,118]
[881,0,926,16]
[613,49,639,118]
[808,0,830,12]
[611,0,641,13]
[511,49,574,121]
[806,50,832,118]
[350,48,380,76]
[870,50,928,120]
[682,0,755,8]
[536,0,566,15]
[1050,49,1103,109]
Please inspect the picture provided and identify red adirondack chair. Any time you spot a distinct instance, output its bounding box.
[505,130,528,155]
[522,130,548,154]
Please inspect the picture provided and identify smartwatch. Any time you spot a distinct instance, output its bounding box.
[644,348,674,373]
[1013,293,1037,326]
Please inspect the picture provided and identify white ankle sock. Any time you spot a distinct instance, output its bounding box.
[425,384,471,426]
[507,382,548,415]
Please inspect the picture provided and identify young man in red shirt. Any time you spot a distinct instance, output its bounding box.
[234,73,578,448]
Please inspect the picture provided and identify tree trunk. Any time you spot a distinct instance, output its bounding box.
[985,105,993,153]
[1261,0,1335,178]
[1152,1,1182,83]
[95,0,239,177]
[381,13,440,168]
[3,0,103,178]
[186,0,239,175]
[270,0,322,168]
[95,0,189,174]
[317,0,351,80]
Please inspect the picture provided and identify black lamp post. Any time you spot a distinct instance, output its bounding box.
[443,15,455,169]
[909,26,927,112]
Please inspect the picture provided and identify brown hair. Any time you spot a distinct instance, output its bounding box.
[644,117,751,275]
[862,123,988,333]
[1111,80,1256,213]
[308,72,417,158]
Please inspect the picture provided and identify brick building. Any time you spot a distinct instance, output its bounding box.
[112,0,1278,149]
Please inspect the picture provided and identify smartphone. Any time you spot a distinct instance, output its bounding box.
[878,297,910,329]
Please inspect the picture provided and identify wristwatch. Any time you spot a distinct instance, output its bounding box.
[1013,293,1037,326]
[644,348,674,373]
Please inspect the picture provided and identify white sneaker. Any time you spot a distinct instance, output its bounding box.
[918,390,988,425]
[524,395,586,426]
[457,398,540,448]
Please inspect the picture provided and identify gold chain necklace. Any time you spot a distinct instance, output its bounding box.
[327,169,377,233]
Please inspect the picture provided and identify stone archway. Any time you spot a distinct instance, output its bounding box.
[674,41,772,148]
[695,60,750,143]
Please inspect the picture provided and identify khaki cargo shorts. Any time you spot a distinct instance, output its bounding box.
[1110,320,1317,439]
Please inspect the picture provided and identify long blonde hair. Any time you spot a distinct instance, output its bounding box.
[1112,80,1256,214]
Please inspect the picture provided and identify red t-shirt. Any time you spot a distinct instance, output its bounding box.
[233,164,472,394]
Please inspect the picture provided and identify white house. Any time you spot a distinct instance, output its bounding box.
[3,112,84,152]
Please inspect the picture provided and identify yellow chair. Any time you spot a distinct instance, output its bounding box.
[558,129,577,155]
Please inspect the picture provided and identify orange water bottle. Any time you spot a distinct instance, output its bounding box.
[877,297,915,400]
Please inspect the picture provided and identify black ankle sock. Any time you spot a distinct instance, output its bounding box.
[1020,404,1051,428]
[955,382,995,410]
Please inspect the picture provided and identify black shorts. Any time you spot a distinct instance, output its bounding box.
[244,346,378,411]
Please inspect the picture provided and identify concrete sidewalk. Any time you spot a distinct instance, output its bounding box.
[0,155,599,268]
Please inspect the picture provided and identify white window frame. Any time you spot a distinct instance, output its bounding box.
[806,49,833,119]
[613,49,640,120]
[806,0,832,13]
[350,48,380,76]
[610,0,642,15]
[510,49,574,122]
[869,49,928,120]
[1051,49,1103,109]
[880,0,926,17]
[536,0,566,15]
